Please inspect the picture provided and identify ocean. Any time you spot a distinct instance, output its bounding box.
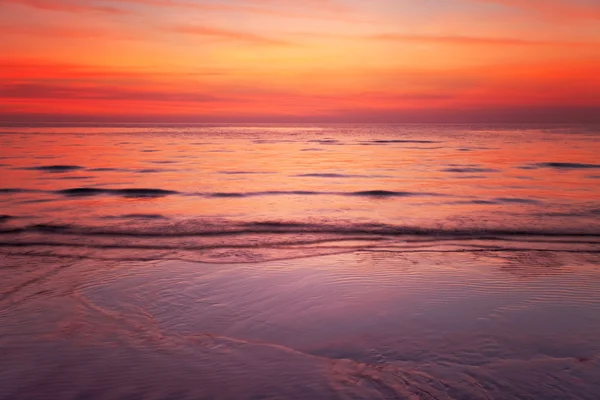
[1,123,600,399]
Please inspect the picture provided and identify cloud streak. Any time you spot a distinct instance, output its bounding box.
[473,0,600,20]
[3,0,127,14]
[0,82,227,103]
[166,25,294,46]
[3,0,359,22]
[368,33,594,47]
[0,25,135,39]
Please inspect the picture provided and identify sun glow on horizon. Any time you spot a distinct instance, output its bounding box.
[1,0,600,122]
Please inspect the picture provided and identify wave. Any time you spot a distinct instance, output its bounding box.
[3,220,600,238]
[218,171,271,175]
[24,165,84,172]
[56,188,179,197]
[533,162,600,169]
[20,166,181,174]
[296,173,386,179]
[347,190,430,197]
[2,226,598,265]
[496,198,540,204]
[210,192,251,198]
[102,214,169,220]
[361,139,439,144]
[308,139,340,144]
[443,167,499,173]
[0,188,38,194]
[38,176,94,181]
[454,198,541,205]
[138,169,169,173]
[535,209,600,217]
[88,168,123,172]
[47,188,441,198]
[0,186,590,209]
[209,190,336,197]
[452,200,499,205]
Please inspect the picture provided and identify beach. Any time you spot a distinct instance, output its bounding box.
[1,123,600,399]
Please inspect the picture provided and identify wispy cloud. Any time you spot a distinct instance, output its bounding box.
[3,0,127,14]
[0,24,134,39]
[473,0,600,21]
[246,0,351,14]
[0,82,229,103]
[368,33,592,47]
[0,58,227,82]
[166,25,293,46]
[3,0,360,22]
[294,31,595,47]
[133,0,363,23]
[136,0,350,12]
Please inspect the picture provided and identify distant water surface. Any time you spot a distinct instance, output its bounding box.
[1,123,599,399]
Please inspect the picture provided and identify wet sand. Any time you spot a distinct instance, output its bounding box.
[2,250,600,399]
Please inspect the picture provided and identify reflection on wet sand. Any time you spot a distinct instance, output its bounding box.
[1,251,600,399]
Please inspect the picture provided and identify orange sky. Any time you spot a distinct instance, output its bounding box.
[1,0,600,122]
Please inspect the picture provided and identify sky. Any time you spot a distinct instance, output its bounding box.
[1,0,600,123]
